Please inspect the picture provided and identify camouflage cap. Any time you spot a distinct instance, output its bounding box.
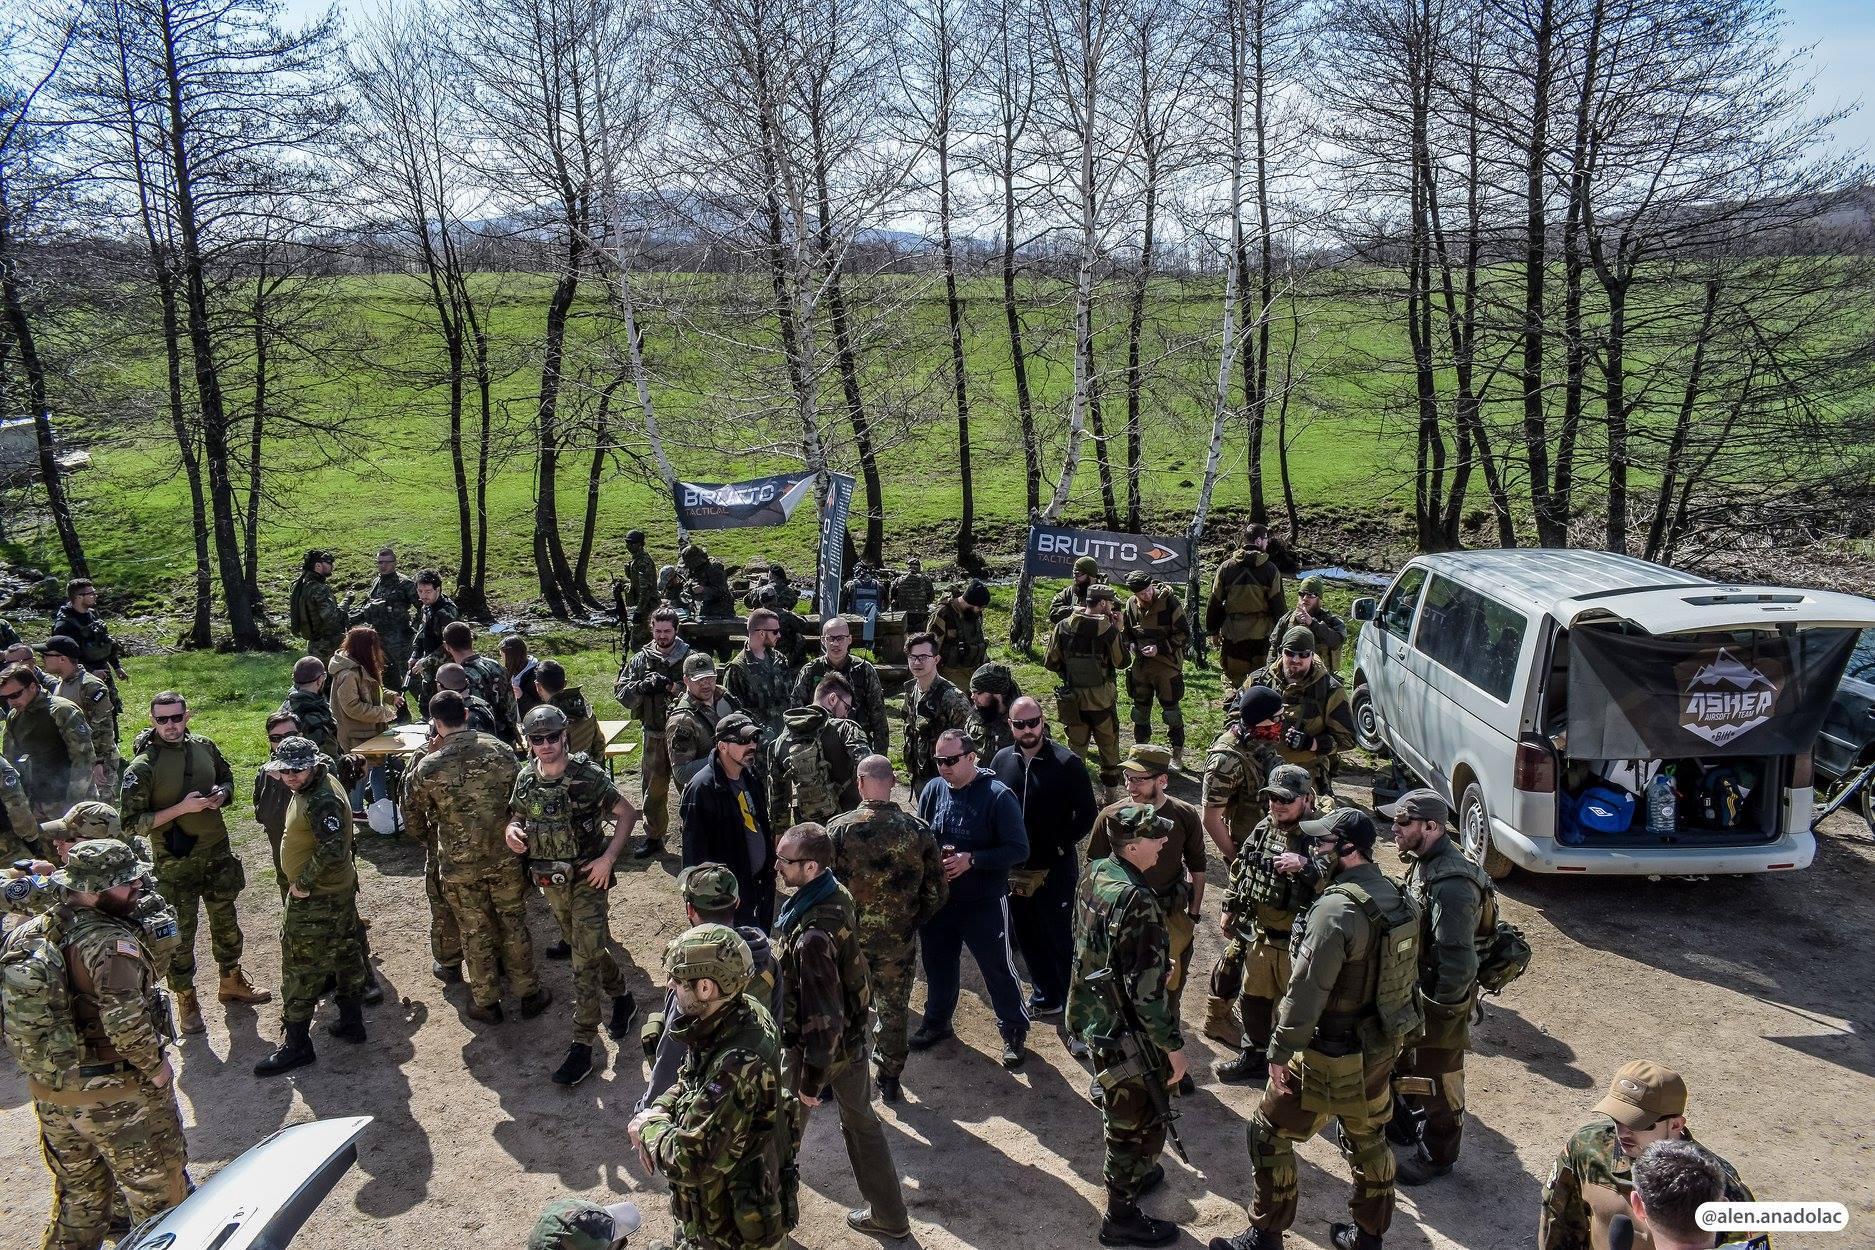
[524,704,570,737]
[682,652,717,679]
[1377,787,1449,824]
[1299,807,1377,853]
[52,838,143,892]
[962,579,991,608]
[1120,743,1173,777]
[43,800,121,843]
[36,635,81,660]
[713,712,762,745]
[1298,575,1325,597]
[1086,584,1117,605]
[678,862,741,912]
[527,1198,642,1250]
[1124,570,1152,592]
[1279,625,1317,655]
[906,557,921,570]
[968,662,1017,696]
[263,735,320,773]
[1593,1060,1688,1128]
[1110,803,1172,841]
[663,922,754,996]
[1259,763,1315,802]
[1073,556,1100,576]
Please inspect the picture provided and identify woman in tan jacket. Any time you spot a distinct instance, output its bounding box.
[329,625,404,814]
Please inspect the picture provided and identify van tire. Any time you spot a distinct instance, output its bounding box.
[1459,780,1513,880]
[1351,683,1386,753]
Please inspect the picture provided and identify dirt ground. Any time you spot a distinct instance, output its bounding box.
[3,765,1872,1250]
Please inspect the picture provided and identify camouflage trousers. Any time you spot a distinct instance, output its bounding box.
[860,934,918,1080]
[281,890,368,1023]
[1126,662,1185,747]
[35,1079,188,1250]
[1246,1050,1398,1238]
[640,730,670,842]
[440,861,539,1009]
[536,876,626,1045]
[1090,1045,1169,1202]
[421,832,463,968]
[1058,697,1122,786]
[1392,1043,1467,1167]
[1219,637,1270,688]
[152,847,246,992]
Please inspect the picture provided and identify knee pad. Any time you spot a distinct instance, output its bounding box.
[1246,1114,1292,1170]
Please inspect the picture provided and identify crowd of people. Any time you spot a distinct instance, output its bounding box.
[0,532,1767,1250]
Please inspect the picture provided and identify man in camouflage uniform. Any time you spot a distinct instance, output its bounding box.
[1200,687,1287,863]
[679,544,736,619]
[407,569,458,713]
[1045,584,1129,798]
[279,656,343,760]
[1205,524,1286,687]
[38,638,118,793]
[442,621,518,739]
[1380,788,1491,1185]
[360,548,420,690]
[621,529,660,649]
[964,662,1020,762]
[1248,628,1357,793]
[900,632,970,792]
[1121,572,1191,767]
[435,664,508,745]
[767,675,868,830]
[772,822,910,1238]
[931,580,991,690]
[405,690,548,1024]
[50,578,130,715]
[1271,576,1347,676]
[1049,555,1101,624]
[725,608,794,740]
[1539,1060,1758,1250]
[626,924,791,1250]
[1211,763,1323,1080]
[289,549,349,663]
[1,753,43,862]
[791,615,889,755]
[507,703,641,1086]
[253,735,368,1075]
[666,652,743,789]
[613,606,692,856]
[2,661,95,819]
[119,691,268,1035]
[1068,803,1187,1248]
[535,659,604,759]
[889,556,936,635]
[746,562,803,613]
[1208,809,1420,1250]
[254,713,300,897]
[828,754,947,1103]
[5,839,189,1250]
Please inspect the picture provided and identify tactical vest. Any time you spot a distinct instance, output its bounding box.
[776,887,870,1064]
[939,608,985,668]
[145,736,228,842]
[9,698,73,787]
[1313,879,1422,1052]
[1409,845,1497,987]
[779,725,857,823]
[515,758,610,863]
[1239,819,1311,931]
[1060,615,1116,689]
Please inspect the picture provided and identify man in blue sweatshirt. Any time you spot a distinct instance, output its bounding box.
[912,728,1032,1069]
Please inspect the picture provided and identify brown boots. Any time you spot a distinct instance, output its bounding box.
[217,966,273,1004]
[173,989,206,1035]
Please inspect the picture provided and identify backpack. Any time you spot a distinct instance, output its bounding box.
[1476,920,1533,995]
[781,724,856,819]
[1576,784,1636,834]
[1696,766,1746,829]
[0,908,83,1088]
[1333,880,1423,1046]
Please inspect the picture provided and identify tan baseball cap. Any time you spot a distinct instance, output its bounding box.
[43,801,121,843]
[1120,743,1173,777]
[1593,1060,1687,1128]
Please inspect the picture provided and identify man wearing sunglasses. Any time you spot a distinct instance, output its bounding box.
[679,713,776,931]
[724,608,794,741]
[1,662,96,821]
[791,615,890,754]
[38,636,118,794]
[912,728,1030,1069]
[1246,627,1356,795]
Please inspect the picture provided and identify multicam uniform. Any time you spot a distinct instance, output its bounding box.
[613,638,692,842]
[666,692,741,788]
[407,592,459,713]
[765,707,867,830]
[1538,1123,1757,1250]
[889,569,935,634]
[1122,584,1190,751]
[624,548,659,648]
[404,730,534,1012]
[279,766,368,1021]
[50,605,127,712]
[1044,606,1129,788]
[791,655,890,755]
[53,670,118,790]
[900,677,970,791]
[1206,549,1286,686]
[460,653,518,740]
[724,647,794,741]
[828,800,948,1082]
[1248,656,1356,791]
[2,755,43,862]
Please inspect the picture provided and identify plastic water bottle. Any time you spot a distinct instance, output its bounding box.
[1645,768,1677,835]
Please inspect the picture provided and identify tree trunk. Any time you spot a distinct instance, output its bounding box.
[935,29,976,570]
[1122,35,1159,535]
[1248,0,1273,526]
[575,376,622,595]
[533,253,584,617]
[1001,151,1039,517]
[1644,280,1720,561]
[242,267,267,608]
[1603,279,1629,553]
[1520,0,1561,547]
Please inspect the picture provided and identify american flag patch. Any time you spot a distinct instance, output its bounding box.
[116,939,140,957]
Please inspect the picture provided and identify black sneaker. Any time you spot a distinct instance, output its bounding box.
[631,839,664,860]
[432,961,462,984]
[1099,1206,1178,1247]
[1329,1223,1383,1250]
[907,1024,953,1051]
[1209,1229,1283,1250]
[519,988,554,1019]
[877,1072,902,1104]
[552,1043,595,1086]
[544,940,573,961]
[1001,1039,1027,1070]
[607,992,638,1039]
[1027,996,1064,1018]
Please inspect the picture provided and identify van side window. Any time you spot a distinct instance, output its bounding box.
[1412,575,1527,703]
[1850,628,1875,682]
[1378,568,1427,638]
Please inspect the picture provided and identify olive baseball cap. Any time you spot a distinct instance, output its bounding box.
[1260,764,1314,802]
[52,839,143,892]
[713,712,762,745]
[43,801,121,843]
[527,1198,642,1250]
[682,652,717,679]
[1299,807,1377,854]
[1593,1060,1688,1128]
[1073,556,1100,576]
[663,923,754,996]
[1120,743,1173,777]
[678,862,741,912]
[1086,584,1117,605]
[1279,626,1317,655]
[263,735,320,772]
[1124,570,1152,591]
[1378,788,1450,824]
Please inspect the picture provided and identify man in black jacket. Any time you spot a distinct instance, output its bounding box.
[678,713,775,929]
[991,694,1097,1020]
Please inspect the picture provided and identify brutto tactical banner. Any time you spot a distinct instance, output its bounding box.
[1023,523,1193,584]
[1566,627,1858,759]
[672,472,817,531]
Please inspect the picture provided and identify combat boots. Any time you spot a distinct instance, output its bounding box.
[1329,1224,1383,1250]
[1214,1050,1267,1085]
[217,966,273,1004]
[1099,1195,1177,1248]
[327,998,367,1044]
[1208,1228,1283,1250]
[173,988,206,1036]
[519,988,554,1019]
[1201,994,1239,1044]
[552,1043,595,1087]
[254,1019,316,1076]
[607,992,638,1039]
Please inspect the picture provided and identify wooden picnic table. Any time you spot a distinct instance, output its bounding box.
[598,719,638,774]
[350,723,433,760]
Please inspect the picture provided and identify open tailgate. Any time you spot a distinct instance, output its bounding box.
[1563,585,1875,635]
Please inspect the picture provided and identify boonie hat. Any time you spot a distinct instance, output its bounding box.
[1280,626,1317,655]
[43,801,121,843]
[663,923,754,996]
[682,652,717,679]
[678,863,741,912]
[527,1197,642,1250]
[1260,764,1314,802]
[713,712,762,745]
[1299,807,1377,854]
[1593,1060,1688,1129]
[52,839,143,893]
[1121,743,1173,777]
[263,735,320,773]
[1379,787,1450,824]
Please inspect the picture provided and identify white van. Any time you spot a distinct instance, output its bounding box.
[1349,550,1875,878]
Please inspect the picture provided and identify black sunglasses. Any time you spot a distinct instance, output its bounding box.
[153,712,186,725]
[1011,715,1044,729]
[934,750,972,767]
[1282,648,1311,659]
[527,731,563,744]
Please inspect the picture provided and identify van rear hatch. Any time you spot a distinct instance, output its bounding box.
[1562,585,1875,635]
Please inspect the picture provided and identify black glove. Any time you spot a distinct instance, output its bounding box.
[1282,726,1313,752]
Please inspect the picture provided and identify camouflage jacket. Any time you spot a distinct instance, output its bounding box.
[5,692,96,812]
[12,903,170,1088]
[1205,549,1285,642]
[1048,581,1092,624]
[280,688,343,760]
[1271,605,1347,662]
[120,732,233,857]
[1045,609,1128,711]
[724,648,794,738]
[404,729,521,880]
[1122,585,1190,672]
[614,639,693,733]
[50,606,124,672]
[1248,657,1356,774]
[360,573,420,644]
[889,572,934,614]
[773,877,870,1089]
[900,677,971,786]
[461,653,517,735]
[1201,726,1285,848]
[965,706,1014,763]
[551,687,605,759]
[54,671,118,770]
[931,600,988,672]
[1067,854,1181,1053]
[509,753,622,865]
[766,707,867,831]
[0,756,40,861]
[828,800,948,947]
[642,995,789,1250]
[667,692,742,788]
[1539,1121,1756,1250]
[1223,815,1322,942]
[682,560,736,619]
[791,655,889,754]
[289,572,347,647]
[625,550,659,617]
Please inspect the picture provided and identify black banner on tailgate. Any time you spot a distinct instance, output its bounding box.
[1023,524,1192,584]
[1567,627,1858,759]
[673,472,816,530]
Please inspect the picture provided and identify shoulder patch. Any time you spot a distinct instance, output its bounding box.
[88,687,107,704]
[116,938,141,958]
[322,813,343,835]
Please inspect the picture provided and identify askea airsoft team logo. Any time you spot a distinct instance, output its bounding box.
[1679,649,1779,746]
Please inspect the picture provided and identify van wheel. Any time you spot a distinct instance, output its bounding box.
[1459,781,1512,880]
[1351,683,1385,753]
